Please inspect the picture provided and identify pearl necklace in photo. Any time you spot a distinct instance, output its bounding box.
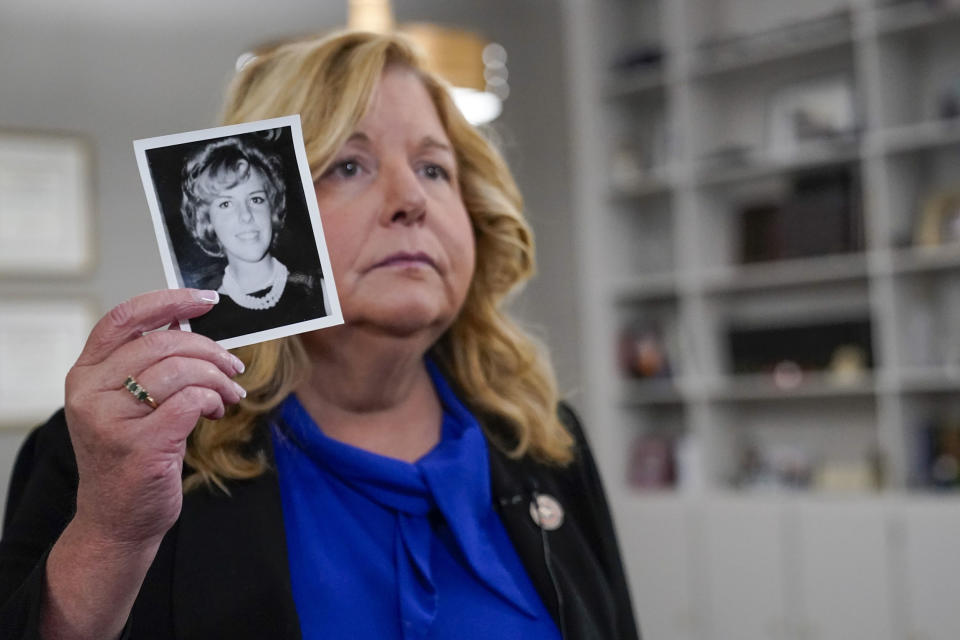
[219,257,289,310]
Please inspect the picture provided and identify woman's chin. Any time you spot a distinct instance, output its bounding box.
[346,298,456,338]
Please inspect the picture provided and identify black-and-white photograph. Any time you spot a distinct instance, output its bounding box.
[134,116,342,349]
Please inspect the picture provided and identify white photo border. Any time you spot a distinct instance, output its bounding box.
[133,115,343,350]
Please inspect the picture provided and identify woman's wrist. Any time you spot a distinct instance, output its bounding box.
[64,511,165,559]
[41,517,162,640]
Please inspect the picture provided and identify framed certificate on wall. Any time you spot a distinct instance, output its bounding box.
[0,130,95,274]
[0,299,97,427]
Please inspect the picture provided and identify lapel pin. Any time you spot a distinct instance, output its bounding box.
[529,493,564,531]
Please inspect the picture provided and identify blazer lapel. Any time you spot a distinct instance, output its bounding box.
[485,440,562,627]
[172,460,301,638]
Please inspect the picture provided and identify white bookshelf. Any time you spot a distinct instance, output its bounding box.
[563,0,960,638]
[568,0,960,498]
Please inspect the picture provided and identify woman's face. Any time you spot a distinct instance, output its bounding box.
[208,167,273,264]
[313,66,476,337]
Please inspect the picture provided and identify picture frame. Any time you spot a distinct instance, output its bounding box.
[914,190,960,248]
[0,129,95,275]
[0,298,98,428]
[766,74,857,159]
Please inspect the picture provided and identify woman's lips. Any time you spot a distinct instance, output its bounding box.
[370,251,437,271]
[235,231,261,241]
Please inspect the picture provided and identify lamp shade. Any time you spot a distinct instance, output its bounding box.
[348,0,505,125]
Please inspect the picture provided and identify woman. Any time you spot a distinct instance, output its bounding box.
[0,30,638,640]
[179,135,326,341]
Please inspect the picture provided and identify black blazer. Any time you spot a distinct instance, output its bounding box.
[0,404,639,640]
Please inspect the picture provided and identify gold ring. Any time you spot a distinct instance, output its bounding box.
[122,375,159,410]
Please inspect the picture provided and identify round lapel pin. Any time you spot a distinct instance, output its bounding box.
[529,493,564,531]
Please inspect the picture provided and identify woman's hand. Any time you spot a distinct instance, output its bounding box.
[64,288,245,547]
[40,288,245,640]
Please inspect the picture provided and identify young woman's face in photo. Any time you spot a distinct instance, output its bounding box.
[209,167,273,264]
[313,66,476,337]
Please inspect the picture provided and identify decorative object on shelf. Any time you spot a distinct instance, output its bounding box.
[696,144,759,173]
[728,319,873,377]
[914,189,960,248]
[627,432,676,490]
[937,76,960,119]
[827,344,869,385]
[731,439,812,491]
[618,321,672,379]
[771,360,804,390]
[0,129,95,274]
[812,458,880,492]
[917,415,960,489]
[770,446,813,489]
[766,74,857,159]
[730,440,771,489]
[739,168,863,263]
[732,438,883,493]
[0,299,97,426]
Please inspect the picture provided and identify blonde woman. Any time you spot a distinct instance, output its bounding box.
[0,31,638,640]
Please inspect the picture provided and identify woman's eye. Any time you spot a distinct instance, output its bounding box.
[216,200,233,210]
[422,164,450,181]
[331,159,362,178]
[250,195,266,205]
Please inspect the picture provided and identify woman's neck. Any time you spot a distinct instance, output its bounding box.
[226,255,275,292]
[295,328,442,462]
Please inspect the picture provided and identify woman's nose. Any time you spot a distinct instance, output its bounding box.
[381,162,427,226]
[238,202,255,223]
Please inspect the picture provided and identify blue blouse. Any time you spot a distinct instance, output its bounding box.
[270,360,561,640]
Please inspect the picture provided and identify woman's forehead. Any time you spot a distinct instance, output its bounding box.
[356,67,449,145]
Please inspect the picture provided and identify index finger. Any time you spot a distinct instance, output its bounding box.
[76,289,221,366]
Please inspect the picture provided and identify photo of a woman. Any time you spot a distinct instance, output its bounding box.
[135,123,336,346]
[177,134,327,341]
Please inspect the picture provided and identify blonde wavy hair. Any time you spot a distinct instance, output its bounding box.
[184,29,574,492]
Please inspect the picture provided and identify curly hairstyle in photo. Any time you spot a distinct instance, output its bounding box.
[180,135,287,258]
[184,29,575,492]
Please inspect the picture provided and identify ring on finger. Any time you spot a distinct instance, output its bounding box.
[122,375,159,410]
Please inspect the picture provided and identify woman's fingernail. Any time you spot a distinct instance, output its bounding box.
[234,382,247,399]
[230,354,246,374]
[193,290,219,304]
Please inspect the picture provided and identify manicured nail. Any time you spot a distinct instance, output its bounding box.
[193,290,219,304]
[233,382,247,399]
[230,354,246,374]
